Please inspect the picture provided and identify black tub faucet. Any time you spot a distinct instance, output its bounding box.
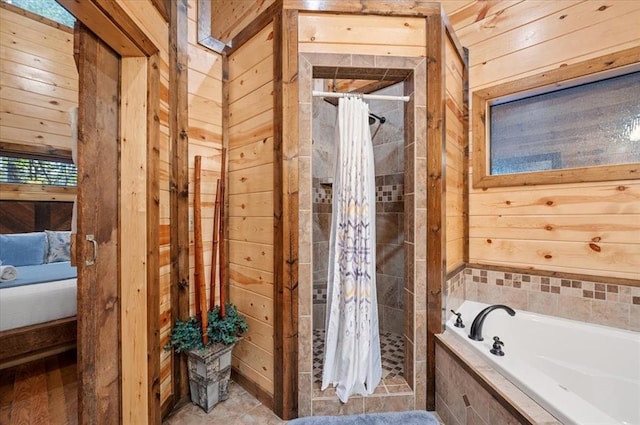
[468,304,516,341]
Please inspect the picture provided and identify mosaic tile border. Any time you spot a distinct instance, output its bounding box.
[313,286,327,304]
[445,266,640,332]
[313,183,404,205]
[464,268,640,306]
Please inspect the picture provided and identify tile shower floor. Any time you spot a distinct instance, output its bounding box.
[313,329,404,383]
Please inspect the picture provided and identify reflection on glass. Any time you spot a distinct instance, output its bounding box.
[489,71,640,176]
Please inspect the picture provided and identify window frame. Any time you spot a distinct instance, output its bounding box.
[472,47,640,189]
[0,144,77,201]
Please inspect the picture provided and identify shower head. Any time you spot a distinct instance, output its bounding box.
[369,113,386,126]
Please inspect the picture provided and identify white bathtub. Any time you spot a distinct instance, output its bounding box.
[446,300,640,425]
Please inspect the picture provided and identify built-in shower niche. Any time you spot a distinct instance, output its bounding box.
[311,82,407,387]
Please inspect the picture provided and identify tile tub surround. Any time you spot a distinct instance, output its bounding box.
[445,267,466,321]
[444,266,640,332]
[435,333,561,425]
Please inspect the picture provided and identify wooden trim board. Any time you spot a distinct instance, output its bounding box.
[425,13,445,412]
[273,9,299,420]
[0,317,77,369]
[169,0,191,406]
[146,52,162,425]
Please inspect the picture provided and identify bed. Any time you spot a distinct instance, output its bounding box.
[0,231,77,368]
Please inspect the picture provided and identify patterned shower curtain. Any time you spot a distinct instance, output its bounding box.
[322,96,382,402]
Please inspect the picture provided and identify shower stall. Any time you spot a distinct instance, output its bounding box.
[223,4,468,418]
[311,82,407,385]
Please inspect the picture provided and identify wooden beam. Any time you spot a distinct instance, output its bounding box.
[273,8,298,420]
[90,0,159,55]
[146,52,162,425]
[58,0,158,57]
[58,0,143,57]
[150,0,170,22]
[425,13,445,412]
[169,0,191,406]
[225,1,282,55]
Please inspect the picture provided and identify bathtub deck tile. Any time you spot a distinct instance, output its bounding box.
[466,407,489,425]
[436,334,563,425]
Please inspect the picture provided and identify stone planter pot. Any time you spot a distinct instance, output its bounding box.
[186,340,237,412]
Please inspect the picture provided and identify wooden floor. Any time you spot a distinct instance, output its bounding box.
[0,350,77,425]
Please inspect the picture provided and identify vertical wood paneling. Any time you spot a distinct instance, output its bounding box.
[120,56,149,425]
[227,21,276,400]
[444,36,466,273]
[447,0,640,279]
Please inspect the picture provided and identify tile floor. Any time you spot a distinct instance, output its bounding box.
[163,381,443,424]
[162,381,285,424]
[313,329,405,383]
[164,331,415,424]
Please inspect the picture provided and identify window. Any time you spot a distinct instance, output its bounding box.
[0,155,77,187]
[2,0,75,27]
[472,48,640,188]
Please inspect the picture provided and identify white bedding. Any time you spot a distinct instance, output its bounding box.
[0,278,77,331]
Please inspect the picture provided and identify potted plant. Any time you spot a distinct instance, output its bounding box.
[165,152,248,412]
[165,303,248,412]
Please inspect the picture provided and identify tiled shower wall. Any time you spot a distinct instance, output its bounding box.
[445,266,640,332]
[311,84,406,335]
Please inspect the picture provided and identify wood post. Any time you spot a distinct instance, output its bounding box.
[210,179,221,311]
[194,155,208,344]
[218,148,227,317]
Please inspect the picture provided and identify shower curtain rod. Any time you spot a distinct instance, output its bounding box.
[312,90,410,102]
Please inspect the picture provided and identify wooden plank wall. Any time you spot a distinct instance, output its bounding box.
[210,0,276,44]
[444,35,466,273]
[227,23,276,398]
[186,0,223,321]
[0,5,77,153]
[443,0,640,280]
[298,13,426,56]
[0,201,73,233]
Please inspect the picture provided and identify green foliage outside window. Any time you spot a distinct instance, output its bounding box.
[2,0,75,27]
[0,156,77,187]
